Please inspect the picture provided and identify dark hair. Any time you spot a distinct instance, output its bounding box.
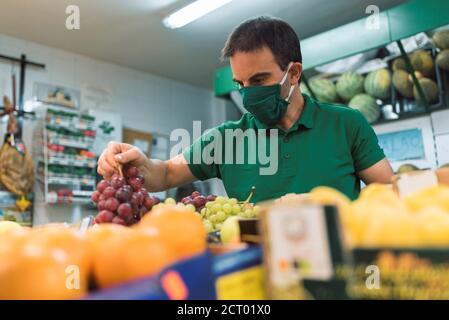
[221,16,302,72]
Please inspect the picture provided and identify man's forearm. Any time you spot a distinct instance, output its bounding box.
[140,158,169,192]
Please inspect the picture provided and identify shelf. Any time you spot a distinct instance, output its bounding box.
[48,136,94,150]
[47,156,96,168]
[47,175,96,186]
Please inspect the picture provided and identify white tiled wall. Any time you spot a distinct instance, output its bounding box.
[0,33,229,225]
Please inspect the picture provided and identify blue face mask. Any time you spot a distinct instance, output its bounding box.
[239,63,295,126]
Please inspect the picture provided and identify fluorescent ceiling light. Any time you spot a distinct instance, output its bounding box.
[163,0,232,29]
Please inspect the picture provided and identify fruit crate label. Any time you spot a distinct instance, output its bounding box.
[215,265,266,300]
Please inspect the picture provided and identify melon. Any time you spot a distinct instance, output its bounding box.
[436,49,449,71]
[392,70,414,98]
[392,57,407,71]
[364,69,391,99]
[410,50,434,78]
[413,78,439,104]
[348,94,380,124]
[308,78,338,103]
[300,81,310,96]
[397,163,419,174]
[336,72,365,101]
[433,30,449,50]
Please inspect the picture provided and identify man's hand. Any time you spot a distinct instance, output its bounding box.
[97,141,148,179]
[97,141,197,192]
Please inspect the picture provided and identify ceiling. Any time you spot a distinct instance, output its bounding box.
[0,0,406,89]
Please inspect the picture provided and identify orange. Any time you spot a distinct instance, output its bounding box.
[138,206,206,260]
[0,226,88,299]
[93,228,176,289]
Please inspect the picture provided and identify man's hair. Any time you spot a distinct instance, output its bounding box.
[221,16,302,72]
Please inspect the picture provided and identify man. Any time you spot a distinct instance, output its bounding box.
[98,16,393,202]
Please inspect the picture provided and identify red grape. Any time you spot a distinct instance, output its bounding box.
[111,175,126,189]
[99,193,107,201]
[181,196,191,204]
[116,187,132,202]
[126,166,139,178]
[112,216,126,225]
[91,191,100,203]
[105,197,120,212]
[131,192,144,206]
[206,195,216,202]
[102,186,116,199]
[153,197,161,205]
[97,200,106,211]
[97,210,114,223]
[117,203,132,219]
[139,206,148,217]
[128,177,143,191]
[195,195,206,207]
[144,197,154,210]
[136,174,145,184]
[97,180,110,193]
[191,191,201,198]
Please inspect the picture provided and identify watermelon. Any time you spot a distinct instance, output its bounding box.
[436,49,449,71]
[433,30,449,50]
[410,50,434,78]
[336,72,365,101]
[308,78,338,103]
[392,70,414,99]
[364,69,391,99]
[413,78,439,104]
[392,57,407,71]
[348,94,380,124]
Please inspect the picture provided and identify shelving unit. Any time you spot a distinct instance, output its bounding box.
[33,104,97,204]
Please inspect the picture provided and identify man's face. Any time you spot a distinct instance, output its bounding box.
[230,46,284,89]
[230,46,301,97]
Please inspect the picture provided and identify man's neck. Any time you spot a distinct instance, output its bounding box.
[278,89,304,131]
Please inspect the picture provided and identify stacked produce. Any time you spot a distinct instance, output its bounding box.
[91,166,160,226]
[298,182,449,249]
[0,205,206,299]
[391,48,442,104]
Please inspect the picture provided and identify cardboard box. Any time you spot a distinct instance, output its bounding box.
[392,168,449,197]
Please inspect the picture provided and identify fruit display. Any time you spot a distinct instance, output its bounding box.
[199,196,260,233]
[364,68,391,99]
[432,29,449,50]
[336,72,365,101]
[306,77,338,103]
[392,69,414,98]
[91,166,160,226]
[412,77,439,104]
[0,205,207,299]
[297,183,449,249]
[436,49,449,71]
[410,50,435,78]
[348,93,380,123]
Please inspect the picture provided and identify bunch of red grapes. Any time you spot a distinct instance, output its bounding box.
[181,191,216,212]
[91,166,160,225]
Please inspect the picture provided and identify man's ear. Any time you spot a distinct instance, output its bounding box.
[289,62,302,84]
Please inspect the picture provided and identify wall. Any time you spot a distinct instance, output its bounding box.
[0,33,228,225]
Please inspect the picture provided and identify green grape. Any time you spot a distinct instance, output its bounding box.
[200,208,207,217]
[185,204,196,212]
[164,197,176,205]
[215,223,223,231]
[222,203,232,215]
[232,204,242,215]
[244,209,254,218]
[176,203,185,209]
[238,211,247,218]
[215,196,227,204]
[216,210,227,222]
[209,214,219,223]
[211,203,222,214]
[228,198,238,205]
[203,220,213,233]
[205,201,214,209]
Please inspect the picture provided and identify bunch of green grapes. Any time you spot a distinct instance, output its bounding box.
[151,197,197,213]
[199,196,261,233]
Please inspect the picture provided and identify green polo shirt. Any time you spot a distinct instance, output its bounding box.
[183,94,385,202]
